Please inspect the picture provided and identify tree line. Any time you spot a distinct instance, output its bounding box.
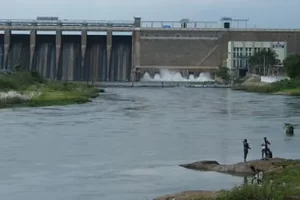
[249,49,300,78]
[216,49,300,80]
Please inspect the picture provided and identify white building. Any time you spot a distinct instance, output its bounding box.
[226,41,287,74]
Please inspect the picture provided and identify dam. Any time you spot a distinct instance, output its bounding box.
[1,17,300,81]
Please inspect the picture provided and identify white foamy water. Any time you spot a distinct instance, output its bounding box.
[141,69,214,82]
[261,76,289,83]
[0,91,40,101]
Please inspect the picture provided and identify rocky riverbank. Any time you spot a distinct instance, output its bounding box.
[155,158,300,200]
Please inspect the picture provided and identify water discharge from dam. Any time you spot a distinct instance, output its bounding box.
[0,34,132,81]
[141,69,214,82]
[33,36,56,79]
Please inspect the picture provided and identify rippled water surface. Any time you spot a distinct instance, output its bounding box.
[1,88,300,200]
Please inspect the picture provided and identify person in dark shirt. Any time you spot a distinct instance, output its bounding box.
[243,139,251,162]
[264,137,271,148]
[262,137,271,159]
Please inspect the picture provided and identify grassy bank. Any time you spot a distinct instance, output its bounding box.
[0,71,102,108]
[233,78,300,96]
[191,160,300,200]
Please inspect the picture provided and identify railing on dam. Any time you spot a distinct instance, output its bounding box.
[0,19,135,27]
[0,19,224,30]
[142,21,220,29]
[0,18,300,32]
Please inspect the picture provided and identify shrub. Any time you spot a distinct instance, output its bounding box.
[283,54,300,79]
[235,78,300,94]
[215,67,230,81]
[216,184,276,200]
[0,71,46,91]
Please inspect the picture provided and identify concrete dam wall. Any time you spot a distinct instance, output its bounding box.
[139,30,300,70]
[2,17,300,81]
[1,24,300,81]
[0,34,132,81]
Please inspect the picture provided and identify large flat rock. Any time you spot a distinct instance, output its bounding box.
[179,158,290,175]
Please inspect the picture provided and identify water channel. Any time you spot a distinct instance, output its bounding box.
[1,88,300,200]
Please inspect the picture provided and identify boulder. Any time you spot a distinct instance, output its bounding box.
[285,124,295,135]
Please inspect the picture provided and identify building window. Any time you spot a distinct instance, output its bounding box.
[245,48,250,56]
[246,47,251,54]
[273,42,285,48]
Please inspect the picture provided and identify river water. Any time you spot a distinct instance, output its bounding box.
[1,88,300,200]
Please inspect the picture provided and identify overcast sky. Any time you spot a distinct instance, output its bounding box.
[1,0,299,28]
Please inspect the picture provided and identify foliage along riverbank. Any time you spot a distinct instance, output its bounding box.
[0,71,102,108]
[232,53,300,96]
[232,78,300,96]
[156,158,300,200]
[208,159,300,200]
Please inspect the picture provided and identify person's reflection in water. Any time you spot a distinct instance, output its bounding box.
[243,176,248,185]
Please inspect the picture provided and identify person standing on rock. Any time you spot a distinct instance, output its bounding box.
[243,139,251,162]
[262,137,271,159]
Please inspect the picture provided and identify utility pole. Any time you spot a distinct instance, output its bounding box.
[264,55,266,76]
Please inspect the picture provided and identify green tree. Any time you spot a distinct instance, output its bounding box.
[215,67,230,81]
[248,49,278,75]
[283,54,300,79]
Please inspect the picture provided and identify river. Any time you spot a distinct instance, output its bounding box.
[1,88,300,200]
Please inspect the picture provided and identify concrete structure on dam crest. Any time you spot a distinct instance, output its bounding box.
[0,17,300,81]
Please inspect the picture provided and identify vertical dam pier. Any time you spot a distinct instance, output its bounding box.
[1,17,300,81]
